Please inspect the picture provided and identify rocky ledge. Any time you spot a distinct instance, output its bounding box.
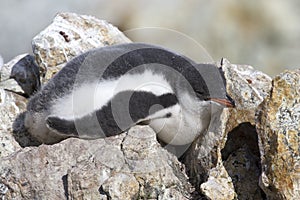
[0,13,299,200]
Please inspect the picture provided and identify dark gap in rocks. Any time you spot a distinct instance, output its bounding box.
[98,185,111,199]
[12,112,42,147]
[190,191,209,200]
[221,122,267,200]
[98,185,105,195]
[177,137,219,196]
[158,139,205,199]
[62,174,69,200]
[182,147,215,196]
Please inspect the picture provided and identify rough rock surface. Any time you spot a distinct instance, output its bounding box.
[0,53,32,157]
[200,162,236,200]
[0,54,36,158]
[0,89,24,158]
[256,69,300,199]
[222,123,266,199]
[9,54,40,97]
[32,12,131,81]
[183,59,272,199]
[0,54,28,94]
[0,54,42,151]
[0,126,193,200]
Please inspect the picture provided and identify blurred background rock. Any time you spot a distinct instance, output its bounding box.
[0,0,299,76]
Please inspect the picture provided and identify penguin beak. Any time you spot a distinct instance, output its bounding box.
[209,95,235,108]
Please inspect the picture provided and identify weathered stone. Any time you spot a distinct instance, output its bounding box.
[223,147,265,199]
[222,58,272,110]
[0,126,193,199]
[32,12,131,82]
[0,88,26,158]
[184,108,230,187]
[200,163,236,200]
[222,58,272,129]
[222,123,265,200]
[101,173,140,200]
[0,54,28,94]
[183,59,272,199]
[256,69,300,199]
[0,55,41,150]
[9,54,40,97]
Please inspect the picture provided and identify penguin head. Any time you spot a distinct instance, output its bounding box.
[194,63,235,108]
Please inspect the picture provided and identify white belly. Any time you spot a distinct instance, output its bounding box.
[149,104,211,145]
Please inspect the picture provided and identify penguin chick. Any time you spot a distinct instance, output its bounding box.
[25,43,234,145]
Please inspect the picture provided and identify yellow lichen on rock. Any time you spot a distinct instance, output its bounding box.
[257,70,300,199]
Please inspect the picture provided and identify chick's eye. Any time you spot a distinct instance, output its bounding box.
[196,92,208,100]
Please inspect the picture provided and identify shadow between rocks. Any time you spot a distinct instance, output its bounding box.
[221,122,266,200]
[62,175,69,200]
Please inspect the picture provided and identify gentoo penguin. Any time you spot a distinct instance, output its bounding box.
[25,43,234,145]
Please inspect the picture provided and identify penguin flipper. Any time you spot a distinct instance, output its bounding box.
[46,114,111,139]
[46,116,79,137]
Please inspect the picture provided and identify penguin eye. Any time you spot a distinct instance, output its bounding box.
[196,92,209,100]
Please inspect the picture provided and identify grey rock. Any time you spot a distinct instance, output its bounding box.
[222,123,265,200]
[183,59,272,199]
[100,173,140,200]
[10,54,40,97]
[0,126,193,200]
[200,163,236,200]
[32,12,131,82]
[0,182,8,197]
[0,54,28,94]
[222,58,272,110]
[0,55,41,150]
[256,69,300,199]
[184,107,236,199]
[0,54,43,157]
[0,88,25,158]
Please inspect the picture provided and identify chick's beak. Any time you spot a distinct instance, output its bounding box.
[209,95,235,108]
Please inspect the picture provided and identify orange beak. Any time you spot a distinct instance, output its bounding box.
[209,98,235,108]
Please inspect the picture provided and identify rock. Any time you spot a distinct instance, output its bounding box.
[0,53,40,98]
[222,58,272,128]
[0,126,193,199]
[100,173,140,199]
[0,89,26,158]
[0,56,41,152]
[183,59,272,199]
[32,12,131,82]
[222,123,266,199]
[0,54,28,95]
[256,69,300,199]
[200,163,236,200]
[9,54,40,97]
